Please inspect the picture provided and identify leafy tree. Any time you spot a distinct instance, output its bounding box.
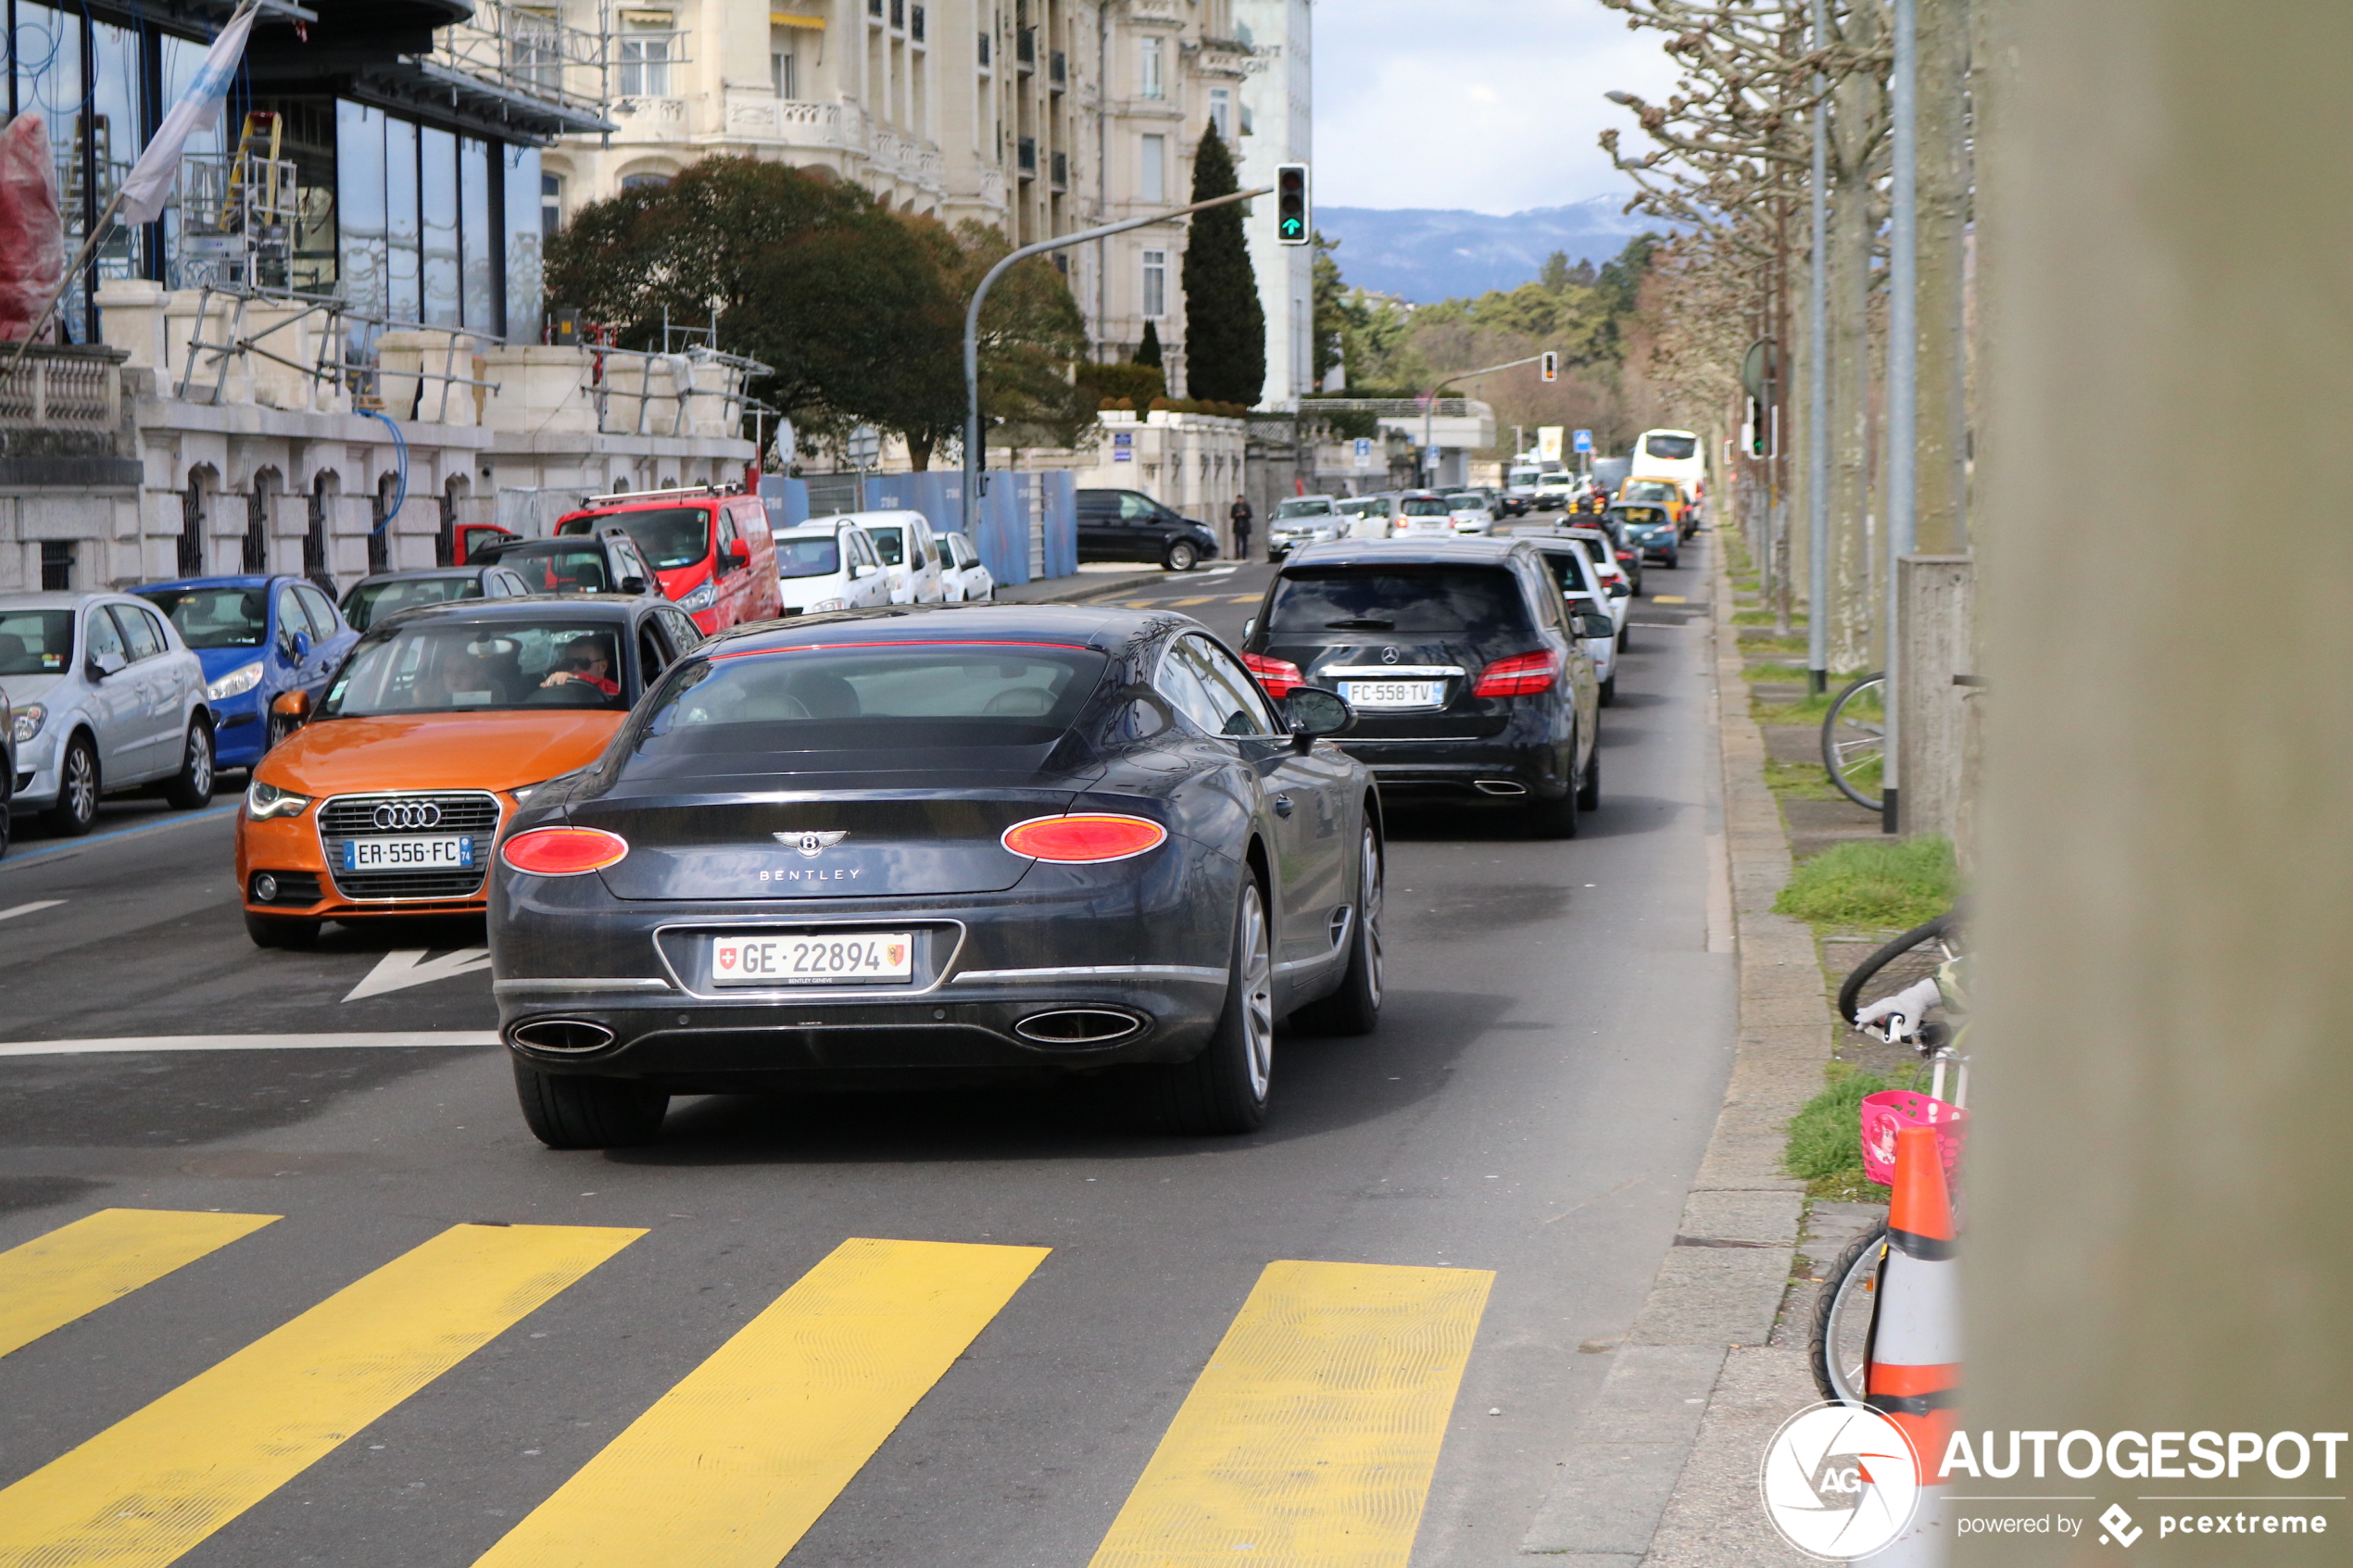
[1179,124,1265,406]
[1134,320,1163,367]
[916,218,1094,458]
[1311,232,1347,387]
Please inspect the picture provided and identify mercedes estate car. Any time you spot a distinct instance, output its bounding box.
[486,604,1382,1149]
[1239,538,1603,835]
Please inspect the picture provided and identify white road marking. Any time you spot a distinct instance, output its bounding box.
[343,947,497,1003]
[0,1032,498,1058]
[0,900,64,922]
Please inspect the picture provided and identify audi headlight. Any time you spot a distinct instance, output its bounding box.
[206,660,266,702]
[10,702,44,744]
[245,780,312,820]
[677,581,717,612]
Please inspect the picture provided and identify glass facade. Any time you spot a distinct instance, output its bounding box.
[11,10,547,349]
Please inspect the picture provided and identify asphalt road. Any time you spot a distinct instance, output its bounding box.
[0,541,1731,1568]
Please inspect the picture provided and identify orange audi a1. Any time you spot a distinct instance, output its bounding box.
[237,595,706,947]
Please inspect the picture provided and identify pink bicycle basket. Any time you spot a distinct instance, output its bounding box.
[1858,1091,1969,1188]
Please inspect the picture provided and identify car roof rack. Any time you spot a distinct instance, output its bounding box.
[581,481,747,506]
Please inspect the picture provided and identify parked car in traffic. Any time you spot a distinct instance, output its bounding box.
[1559,524,1638,646]
[773,517,893,616]
[937,530,996,602]
[1390,491,1458,538]
[1269,495,1347,560]
[137,575,360,766]
[1617,501,1681,569]
[341,565,537,633]
[1443,492,1496,535]
[1240,537,1601,835]
[1525,534,1621,705]
[1532,472,1580,510]
[1,592,217,835]
[487,603,1381,1148]
[474,530,662,600]
[1076,488,1221,571]
[236,596,706,947]
[833,510,944,605]
[550,484,781,633]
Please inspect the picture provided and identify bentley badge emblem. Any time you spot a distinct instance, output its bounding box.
[1380,646,1401,665]
[778,830,849,858]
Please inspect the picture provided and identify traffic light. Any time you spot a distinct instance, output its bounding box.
[1276,163,1309,245]
[1540,350,1558,383]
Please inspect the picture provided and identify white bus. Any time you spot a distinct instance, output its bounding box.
[1629,428,1706,502]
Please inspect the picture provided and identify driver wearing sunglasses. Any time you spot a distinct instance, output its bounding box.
[538,638,618,696]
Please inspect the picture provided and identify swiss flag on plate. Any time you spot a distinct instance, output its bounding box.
[716,946,737,971]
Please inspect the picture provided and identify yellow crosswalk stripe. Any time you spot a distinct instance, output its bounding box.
[1228,594,1260,603]
[0,1222,640,1568]
[1651,594,1688,604]
[0,1208,278,1361]
[1088,1260,1494,1568]
[473,1236,1049,1568]
[1169,596,1216,606]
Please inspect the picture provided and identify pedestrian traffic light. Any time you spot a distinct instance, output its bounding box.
[1276,164,1309,245]
[1541,350,1558,383]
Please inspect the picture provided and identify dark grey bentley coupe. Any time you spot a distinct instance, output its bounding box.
[486,604,1384,1148]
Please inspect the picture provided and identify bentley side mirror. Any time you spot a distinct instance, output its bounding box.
[1282,686,1354,749]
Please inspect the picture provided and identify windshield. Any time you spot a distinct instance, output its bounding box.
[343,577,483,633]
[1401,497,1453,517]
[321,619,630,715]
[1623,482,1676,503]
[139,586,268,649]
[1337,498,1380,516]
[1643,433,1698,460]
[774,535,844,579]
[865,526,906,566]
[630,644,1108,758]
[1447,495,1485,510]
[562,507,711,571]
[1276,498,1334,518]
[501,546,618,595]
[1267,566,1529,637]
[0,609,71,674]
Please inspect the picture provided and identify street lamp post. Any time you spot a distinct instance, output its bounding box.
[962,186,1271,533]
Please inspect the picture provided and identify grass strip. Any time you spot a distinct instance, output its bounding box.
[1764,758,1847,801]
[1784,1061,1919,1201]
[1773,835,1958,931]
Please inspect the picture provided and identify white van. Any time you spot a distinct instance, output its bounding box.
[773,518,893,615]
[1629,429,1706,500]
[835,509,943,604]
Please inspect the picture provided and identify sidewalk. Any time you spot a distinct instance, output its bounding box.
[1518,539,1871,1566]
[991,563,1193,606]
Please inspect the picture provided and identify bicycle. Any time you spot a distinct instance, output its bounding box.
[1820,672,1885,810]
[1808,909,1969,1406]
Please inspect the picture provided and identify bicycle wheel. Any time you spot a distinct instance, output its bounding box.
[1835,910,1960,1026]
[1821,672,1886,809]
[1811,1220,1889,1405]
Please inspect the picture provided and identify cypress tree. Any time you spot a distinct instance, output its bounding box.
[1134,320,1163,367]
[1180,123,1265,406]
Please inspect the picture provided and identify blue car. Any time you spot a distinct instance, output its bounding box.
[135,576,358,770]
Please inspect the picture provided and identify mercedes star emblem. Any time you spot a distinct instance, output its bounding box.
[779,830,849,858]
[1381,646,1401,665]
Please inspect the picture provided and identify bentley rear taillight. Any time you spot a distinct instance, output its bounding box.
[500,826,630,875]
[1001,814,1168,862]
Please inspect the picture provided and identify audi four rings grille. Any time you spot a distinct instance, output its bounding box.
[319,791,504,900]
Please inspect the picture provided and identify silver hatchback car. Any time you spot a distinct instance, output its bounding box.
[2,592,216,836]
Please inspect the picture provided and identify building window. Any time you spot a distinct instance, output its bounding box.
[1139,36,1164,99]
[39,540,75,591]
[977,30,990,66]
[621,171,673,190]
[772,49,796,96]
[541,173,563,236]
[510,8,564,93]
[1209,87,1231,141]
[619,20,673,97]
[1139,132,1164,203]
[1141,248,1165,319]
[1240,103,1254,136]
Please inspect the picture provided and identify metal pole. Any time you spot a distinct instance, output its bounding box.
[1806,0,1831,698]
[1883,0,1917,833]
[1414,352,1551,493]
[963,186,1270,528]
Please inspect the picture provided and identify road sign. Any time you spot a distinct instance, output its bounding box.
[1114,430,1134,463]
[847,423,881,469]
[1540,350,1557,383]
[1353,436,1372,470]
[1276,164,1309,245]
[1572,429,1593,454]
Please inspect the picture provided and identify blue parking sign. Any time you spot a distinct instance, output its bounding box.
[1114,431,1134,463]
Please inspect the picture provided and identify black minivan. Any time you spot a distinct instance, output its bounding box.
[1239,538,1607,834]
[1076,489,1222,572]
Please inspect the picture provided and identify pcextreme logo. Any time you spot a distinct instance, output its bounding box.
[1760,1402,1923,1560]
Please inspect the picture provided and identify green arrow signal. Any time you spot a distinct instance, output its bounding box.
[1281,219,1302,235]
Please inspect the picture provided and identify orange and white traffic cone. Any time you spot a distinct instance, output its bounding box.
[1863,1123,1960,1563]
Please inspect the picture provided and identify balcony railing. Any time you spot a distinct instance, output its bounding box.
[1015,27,1035,68]
[977,30,990,66]
[1051,150,1067,187]
[0,344,123,434]
[1050,49,1065,85]
[1016,136,1037,174]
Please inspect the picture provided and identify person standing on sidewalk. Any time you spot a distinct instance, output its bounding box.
[1229,495,1254,561]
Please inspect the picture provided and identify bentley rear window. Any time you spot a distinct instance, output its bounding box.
[634,644,1108,752]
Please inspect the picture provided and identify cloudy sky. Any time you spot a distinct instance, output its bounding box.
[1313,0,1684,214]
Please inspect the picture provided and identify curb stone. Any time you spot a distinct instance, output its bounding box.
[1518,543,1833,1566]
